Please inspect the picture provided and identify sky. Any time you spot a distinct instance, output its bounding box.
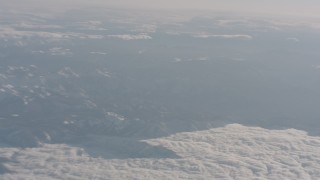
[1,0,320,17]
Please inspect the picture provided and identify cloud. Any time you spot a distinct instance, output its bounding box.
[90,51,108,55]
[12,23,63,30]
[0,27,69,40]
[0,27,105,41]
[287,37,300,42]
[138,49,146,54]
[96,68,112,77]
[173,57,209,63]
[313,65,320,69]
[49,47,72,56]
[193,34,253,40]
[107,34,152,40]
[75,21,108,31]
[131,24,157,33]
[32,48,73,56]
[1,124,320,179]
[58,67,79,78]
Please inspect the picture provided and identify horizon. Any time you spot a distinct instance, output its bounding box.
[1,0,320,18]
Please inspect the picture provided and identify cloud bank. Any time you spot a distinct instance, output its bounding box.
[107,34,152,40]
[193,34,253,40]
[1,124,320,179]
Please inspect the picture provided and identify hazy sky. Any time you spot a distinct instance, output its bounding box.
[2,0,320,17]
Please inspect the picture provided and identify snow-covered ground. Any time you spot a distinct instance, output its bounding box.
[1,124,320,179]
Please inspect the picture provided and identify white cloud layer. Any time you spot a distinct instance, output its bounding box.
[193,34,253,40]
[1,124,320,179]
[0,27,104,41]
[107,34,152,40]
[0,27,68,40]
